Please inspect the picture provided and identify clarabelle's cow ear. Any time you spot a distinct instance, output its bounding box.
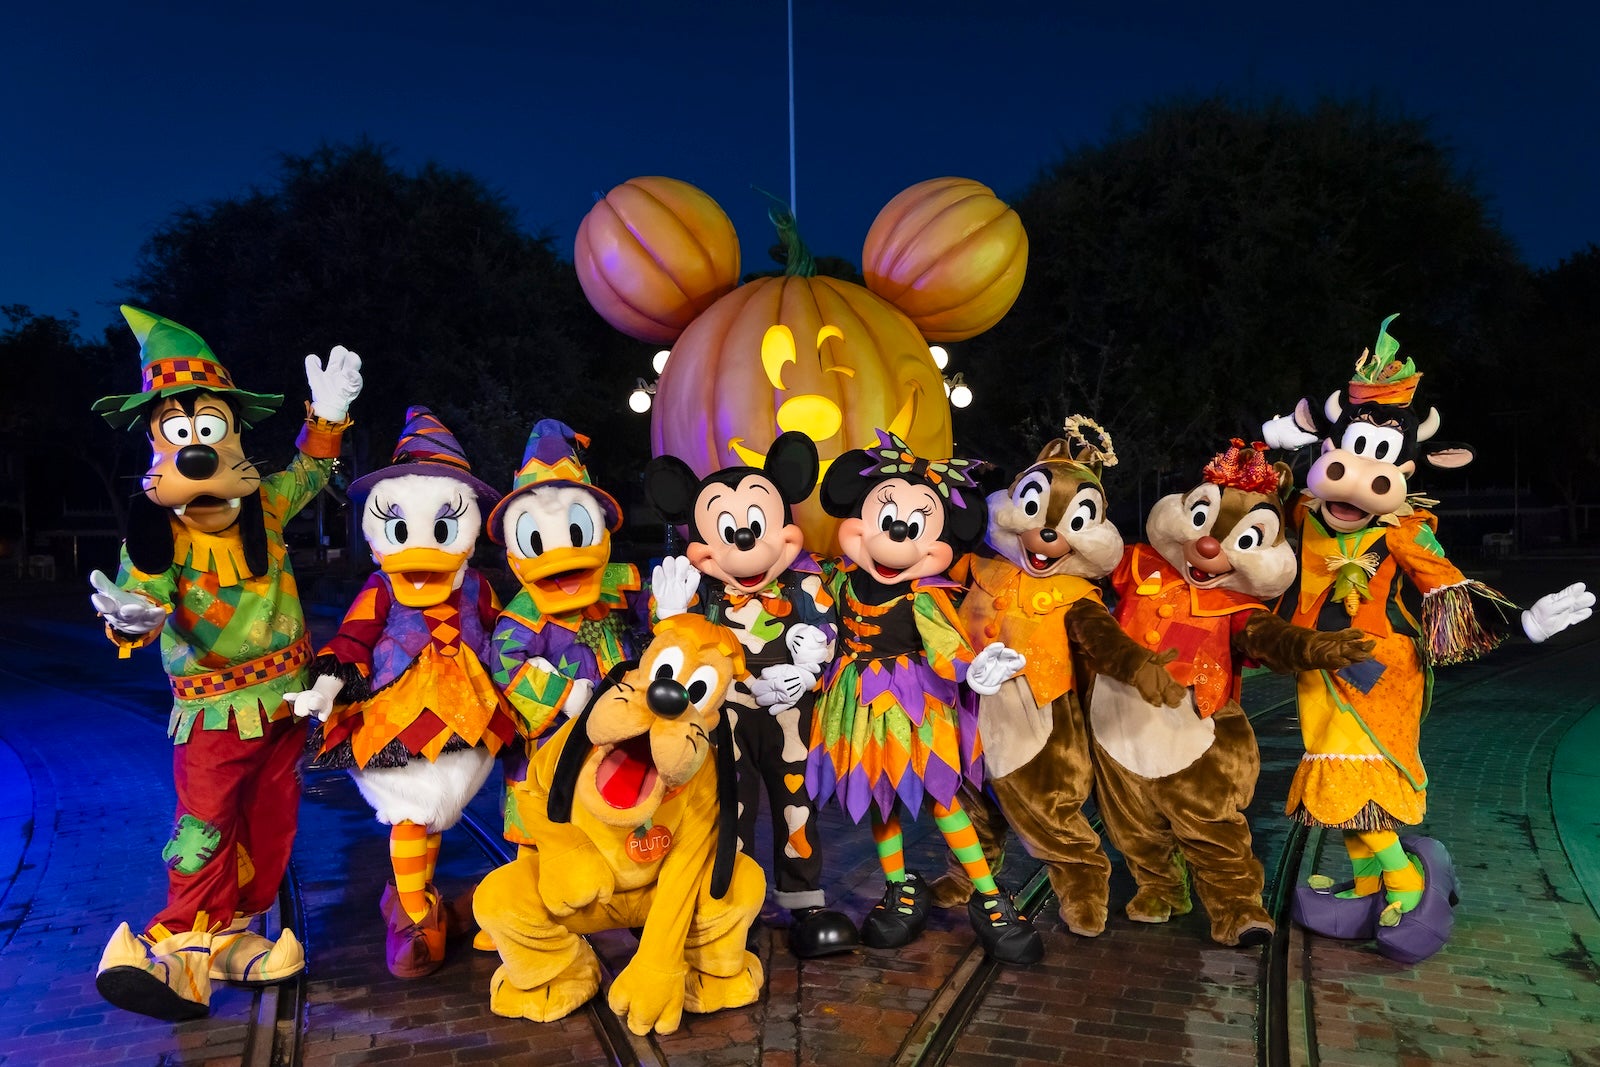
[1423,442,1475,470]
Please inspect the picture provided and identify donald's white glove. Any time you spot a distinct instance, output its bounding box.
[1261,413,1318,451]
[305,345,363,423]
[967,642,1026,696]
[564,677,595,714]
[283,674,346,723]
[89,570,166,636]
[750,663,816,711]
[785,623,832,673]
[1522,582,1594,643]
[651,555,701,620]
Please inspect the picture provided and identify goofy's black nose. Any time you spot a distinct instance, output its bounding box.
[647,678,689,719]
[175,445,219,480]
[887,520,909,542]
[734,527,757,551]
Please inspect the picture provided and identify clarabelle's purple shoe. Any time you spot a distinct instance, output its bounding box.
[1374,836,1461,966]
[1291,881,1386,940]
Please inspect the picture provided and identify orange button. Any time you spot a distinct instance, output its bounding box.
[985,625,1000,640]
[994,597,1011,610]
[1157,604,1175,619]
[1145,629,1161,644]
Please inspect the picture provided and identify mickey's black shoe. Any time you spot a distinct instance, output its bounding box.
[861,872,931,949]
[968,891,1044,965]
[788,906,859,958]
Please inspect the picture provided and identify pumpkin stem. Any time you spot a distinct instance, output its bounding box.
[753,186,816,278]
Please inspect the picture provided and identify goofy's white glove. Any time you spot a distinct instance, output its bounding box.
[750,663,816,712]
[651,555,701,620]
[785,623,832,674]
[305,345,363,423]
[1261,413,1318,451]
[89,569,166,636]
[1522,582,1594,643]
[283,674,346,723]
[967,642,1026,697]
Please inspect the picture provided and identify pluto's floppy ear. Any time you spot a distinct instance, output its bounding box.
[125,494,176,575]
[643,456,702,526]
[547,659,635,823]
[709,709,739,900]
[239,491,269,578]
[764,431,820,504]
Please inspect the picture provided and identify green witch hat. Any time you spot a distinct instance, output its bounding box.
[91,306,284,431]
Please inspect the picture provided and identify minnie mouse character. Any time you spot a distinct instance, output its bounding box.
[645,431,857,958]
[807,430,1042,964]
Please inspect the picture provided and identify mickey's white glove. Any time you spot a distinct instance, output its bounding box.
[1261,413,1318,451]
[282,674,346,723]
[785,623,832,673]
[750,663,816,711]
[89,570,166,636]
[305,345,363,423]
[1522,582,1594,643]
[967,642,1026,696]
[651,555,701,620]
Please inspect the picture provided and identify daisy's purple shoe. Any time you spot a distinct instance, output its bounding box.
[1373,836,1460,965]
[1291,880,1385,940]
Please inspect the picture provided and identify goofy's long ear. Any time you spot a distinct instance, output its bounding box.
[238,491,269,578]
[709,708,739,900]
[547,659,635,823]
[125,494,175,574]
[643,456,703,526]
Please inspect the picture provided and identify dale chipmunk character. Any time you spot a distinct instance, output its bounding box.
[1096,438,1372,947]
[291,407,517,979]
[89,306,360,1021]
[473,614,766,1036]
[931,416,1192,938]
[645,428,857,959]
[1261,315,1593,964]
[807,430,1042,964]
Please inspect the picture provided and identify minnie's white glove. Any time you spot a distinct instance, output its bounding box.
[305,345,363,423]
[89,570,166,635]
[967,642,1026,696]
[1261,413,1318,451]
[651,555,701,620]
[750,663,816,711]
[785,623,832,673]
[1522,582,1594,643]
[283,674,346,723]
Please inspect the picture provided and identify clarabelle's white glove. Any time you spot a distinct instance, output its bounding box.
[785,623,832,673]
[1522,582,1594,643]
[282,673,346,722]
[305,345,363,423]
[967,642,1026,696]
[89,569,166,635]
[750,663,816,711]
[651,555,701,620]
[1261,413,1318,451]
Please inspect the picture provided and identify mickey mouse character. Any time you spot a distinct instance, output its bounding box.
[645,431,857,958]
[807,430,1042,964]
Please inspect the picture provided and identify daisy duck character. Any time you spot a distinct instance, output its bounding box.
[807,430,1042,964]
[89,307,359,1020]
[290,406,517,978]
[1261,315,1593,963]
[487,419,641,852]
[644,430,858,958]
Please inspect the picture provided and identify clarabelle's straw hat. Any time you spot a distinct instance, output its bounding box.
[92,306,283,430]
[347,405,500,504]
[487,419,621,544]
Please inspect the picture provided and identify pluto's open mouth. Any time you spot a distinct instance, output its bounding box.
[596,733,659,810]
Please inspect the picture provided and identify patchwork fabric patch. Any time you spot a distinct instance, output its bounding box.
[1336,657,1388,694]
[162,813,222,876]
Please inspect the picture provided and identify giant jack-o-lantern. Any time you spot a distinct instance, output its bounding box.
[577,176,1027,556]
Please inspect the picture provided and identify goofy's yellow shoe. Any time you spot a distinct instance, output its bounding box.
[209,915,306,985]
[96,921,214,1021]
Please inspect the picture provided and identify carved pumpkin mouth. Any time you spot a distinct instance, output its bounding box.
[596,733,659,810]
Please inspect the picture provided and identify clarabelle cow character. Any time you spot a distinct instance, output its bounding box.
[89,307,359,1021]
[808,430,1042,964]
[291,407,517,979]
[644,430,857,959]
[931,417,1188,938]
[1261,315,1593,964]
[1096,439,1372,947]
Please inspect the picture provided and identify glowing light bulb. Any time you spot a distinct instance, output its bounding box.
[949,374,972,409]
[653,349,671,374]
[929,344,949,370]
[628,378,654,413]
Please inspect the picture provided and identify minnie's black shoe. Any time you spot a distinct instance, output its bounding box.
[861,872,931,949]
[968,891,1044,965]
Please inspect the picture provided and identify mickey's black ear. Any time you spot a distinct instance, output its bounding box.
[945,492,988,549]
[709,710,739,900]
[547,659,636,823]
[238,491,269,578]
[764,431,820,504]
[643,456,703,526]
[125,494,175,575]
[819,449,873,519]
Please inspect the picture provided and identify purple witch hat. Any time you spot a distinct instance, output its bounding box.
[347,405,501,504]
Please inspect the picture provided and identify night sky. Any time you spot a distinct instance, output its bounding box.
[6,1,1598,329]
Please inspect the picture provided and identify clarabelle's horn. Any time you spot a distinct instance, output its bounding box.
[1416,406,1441,442]
[1323,391,1343,424]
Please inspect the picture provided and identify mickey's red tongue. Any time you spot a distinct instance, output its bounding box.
[597,734,657,809]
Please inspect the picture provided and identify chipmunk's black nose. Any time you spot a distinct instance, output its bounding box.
[175,445,219,480]
[647,678,689,718]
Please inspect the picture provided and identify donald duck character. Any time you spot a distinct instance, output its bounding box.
[288,406,516,978]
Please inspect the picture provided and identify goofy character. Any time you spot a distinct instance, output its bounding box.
[1262,315,1593,963]
[89,306,360,1020]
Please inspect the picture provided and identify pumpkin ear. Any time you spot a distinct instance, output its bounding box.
[944,493,988,549]
[643,456,703,525]
[819,449,874,519]
[764,431,820,504]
